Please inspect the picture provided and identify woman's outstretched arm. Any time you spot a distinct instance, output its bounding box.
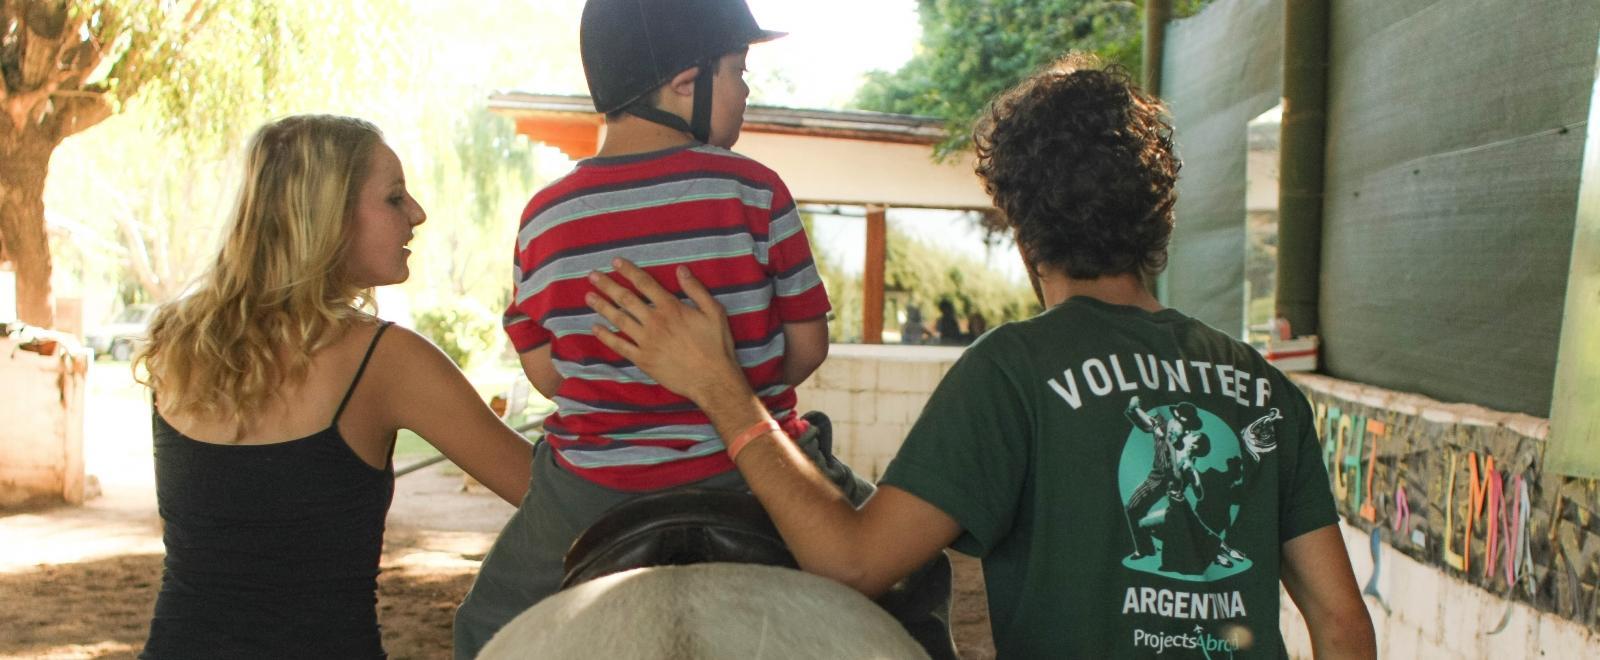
[380,327,533,505]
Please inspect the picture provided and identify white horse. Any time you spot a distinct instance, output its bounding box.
[478,562,931,660]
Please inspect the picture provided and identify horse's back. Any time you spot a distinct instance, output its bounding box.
[479,563,930,660]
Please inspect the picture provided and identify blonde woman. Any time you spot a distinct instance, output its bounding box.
[135,114,533,659]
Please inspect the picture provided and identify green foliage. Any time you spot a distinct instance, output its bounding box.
[854,0,1213,155]
[32,1,229,114]
[46,0,559,323]
[883,224,1041,333]
[414,300,500,371]
[451,105,537,228]
[1244,210,1278,336]
[810,235,861,343]
[415,105,539,304]
[810,214,1040,343]
[127,1,431,155]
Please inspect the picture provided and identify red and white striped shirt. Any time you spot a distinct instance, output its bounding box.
[503,144,830,491]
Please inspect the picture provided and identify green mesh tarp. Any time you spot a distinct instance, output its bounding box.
[1318,0,1599,416]
[1159,0,1285,335]
[1161,0,1598,417]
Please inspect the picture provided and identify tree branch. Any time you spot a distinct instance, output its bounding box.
[57,33,102,91]
[46,93,111,142]
[3,97,30,132]
[19,1,68,89]
[149,190,173,296]
[91,170,169,301]
[91,1,222,108]
[0,99,13,146]
[116,209,166,300]
[1,2,108,133]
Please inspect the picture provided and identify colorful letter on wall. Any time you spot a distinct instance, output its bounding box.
[1443,452,1466,571]
[1464,452,1494,574]
[1359,420,1383,521]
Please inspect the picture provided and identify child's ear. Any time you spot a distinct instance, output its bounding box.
[666,67,701,100]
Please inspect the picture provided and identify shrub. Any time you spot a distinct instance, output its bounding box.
[414,301,500,370]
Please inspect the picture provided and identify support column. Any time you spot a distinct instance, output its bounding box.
[1143,0,1172,95]
[1277,0,1330,338]
[862,205,887,344]
[1144,0,1172,300]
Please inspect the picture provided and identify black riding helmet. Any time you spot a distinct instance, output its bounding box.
[580,0,785,143]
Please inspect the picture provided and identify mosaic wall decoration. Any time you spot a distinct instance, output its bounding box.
[1301,385,1600,630]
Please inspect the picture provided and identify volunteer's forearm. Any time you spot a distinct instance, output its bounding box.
[694,378,875,592]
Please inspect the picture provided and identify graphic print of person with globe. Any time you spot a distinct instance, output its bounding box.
[1122,397,1204,559]
[1122,396,1284,576]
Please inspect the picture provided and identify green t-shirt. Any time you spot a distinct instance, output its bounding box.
[880,297,1337,658]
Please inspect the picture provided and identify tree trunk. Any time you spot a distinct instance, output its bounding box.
[0,134,57,328]
[1,0,184,328]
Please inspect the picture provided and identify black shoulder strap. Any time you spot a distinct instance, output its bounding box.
[332,321,394,425]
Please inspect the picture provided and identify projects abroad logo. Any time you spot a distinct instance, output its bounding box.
[1132,624,1251,655]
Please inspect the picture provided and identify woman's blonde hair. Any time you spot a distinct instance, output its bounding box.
[137,114,385,434]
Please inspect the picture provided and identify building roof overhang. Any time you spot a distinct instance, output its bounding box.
[488,92,994,210]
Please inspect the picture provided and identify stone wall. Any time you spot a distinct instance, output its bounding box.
[1282,374,1600,656]
[0,337,89,507]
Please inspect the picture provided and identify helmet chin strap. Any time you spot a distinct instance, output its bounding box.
[623,61,716,144]
[688,61,715,143]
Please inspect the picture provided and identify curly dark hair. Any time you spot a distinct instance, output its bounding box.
[973,54,1180,280]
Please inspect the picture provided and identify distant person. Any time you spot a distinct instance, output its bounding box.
[935,298,963,345]
[453,1,953,657]
[964,311,988,342]
[135,114,534,658]
[900,305,931,344]
[582,54,1376,659]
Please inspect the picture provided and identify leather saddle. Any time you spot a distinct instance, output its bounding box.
[561,488,798,589]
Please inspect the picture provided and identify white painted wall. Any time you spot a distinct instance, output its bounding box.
[1279,521,1600,658]
[735,132,993,210]
[0,338,88,506]
[793,343,964,480]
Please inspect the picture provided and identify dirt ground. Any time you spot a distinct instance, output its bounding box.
[0,366,994,660]
[0,467,994,660]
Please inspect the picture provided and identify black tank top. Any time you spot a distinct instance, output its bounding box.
[142,323,395,659]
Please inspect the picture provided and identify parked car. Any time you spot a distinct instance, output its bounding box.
[86,304,155,361]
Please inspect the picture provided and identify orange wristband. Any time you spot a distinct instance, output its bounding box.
[726,418,781,460]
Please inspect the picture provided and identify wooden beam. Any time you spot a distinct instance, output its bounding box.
[862,205,887,344]
[1143,0,1172,96]
[1277,0,1330,340]
[514,115,602,160]
[1144,0,1172,301]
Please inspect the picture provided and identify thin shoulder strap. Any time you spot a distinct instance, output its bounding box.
[332,321,394,425]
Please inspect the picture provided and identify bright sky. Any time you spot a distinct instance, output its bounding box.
[488,0,922,110]
[742,0,922,108]
[742,1,1022,284]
